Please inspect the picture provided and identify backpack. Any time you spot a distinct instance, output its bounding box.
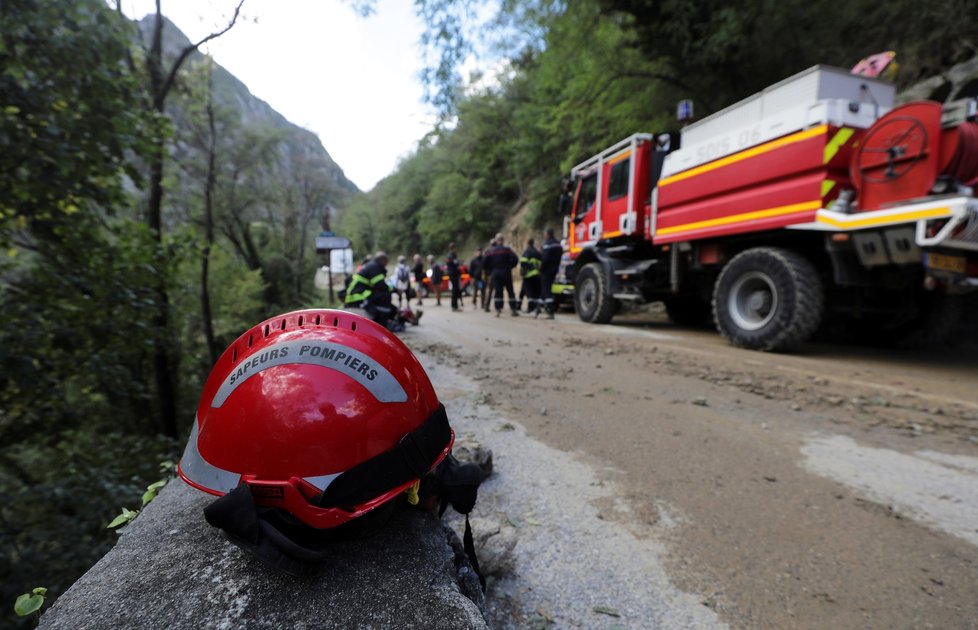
[397,264,411,283]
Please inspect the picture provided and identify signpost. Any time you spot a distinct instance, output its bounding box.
[315,234,351,252]
[315,230,351,304]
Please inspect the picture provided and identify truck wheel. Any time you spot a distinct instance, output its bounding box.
[664,295,712,326]
[713,247,824,351]
[575,262,618,324]
[844,290,972,349]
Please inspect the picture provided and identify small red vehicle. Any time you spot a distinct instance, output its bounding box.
[421,266,472,297]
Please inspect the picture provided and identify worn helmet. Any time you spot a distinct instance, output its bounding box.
[179,309,455,574]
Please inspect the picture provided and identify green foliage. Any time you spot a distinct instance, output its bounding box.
[106,476,168,530]
[1,430,178,625]
[1,216,163,443]
[1,4,347,624]
[106,507,139,530]
[142,479,167,506]
[346,0,678,251]
[0,0,149,244]
[13,588,46,617]
[598,0,978,111]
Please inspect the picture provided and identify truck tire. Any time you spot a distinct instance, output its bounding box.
[890,293,966,349]
[664,295,713,326]
[575,262,618,324]
[844,292,968,349]
[897,295,964,350]
[712,247,824,351]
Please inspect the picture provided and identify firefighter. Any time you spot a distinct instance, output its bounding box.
[540,227,562,319]
[468,248,485,308]
[446,242,463,311]
[427,254,443,306]
[412,254,425,306]
[481,240,495,312]
[344,251,402,332]
[520,238,543,317]
[483,233,520,317]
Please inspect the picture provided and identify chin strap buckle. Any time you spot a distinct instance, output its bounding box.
[405,480,420,505]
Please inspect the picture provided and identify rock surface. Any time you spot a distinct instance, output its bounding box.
[39,481,488,630]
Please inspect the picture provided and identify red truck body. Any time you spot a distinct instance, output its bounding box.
[564,65,978,350]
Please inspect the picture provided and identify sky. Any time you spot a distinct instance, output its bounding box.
[121,0,438,192]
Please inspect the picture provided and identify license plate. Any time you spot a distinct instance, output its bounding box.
[927,252,966,273]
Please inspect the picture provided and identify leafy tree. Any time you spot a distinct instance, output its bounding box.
[0,0,148,248]
[1,1,353,622]
[345,0,679,248]
[599,0,978,114]
[124,0,244,438]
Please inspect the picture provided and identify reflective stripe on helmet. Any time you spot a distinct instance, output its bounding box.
[180,418,242,493]
[303,473,341,491]
[213,339,408,405]
[181,419,345,495]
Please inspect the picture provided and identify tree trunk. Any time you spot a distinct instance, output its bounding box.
[144,4,177,438]
[147,123,178,438]
[201,92,219,366]
[139,0,243,437]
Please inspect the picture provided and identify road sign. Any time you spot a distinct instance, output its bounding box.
[316,235,350,251]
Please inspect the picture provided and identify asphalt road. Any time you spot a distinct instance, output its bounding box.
[402,300,978,629]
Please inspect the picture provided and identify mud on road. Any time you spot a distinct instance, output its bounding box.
[402,303,978,629]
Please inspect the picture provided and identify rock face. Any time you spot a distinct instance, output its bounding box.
[39,482,488,630]
[898,55,978,103]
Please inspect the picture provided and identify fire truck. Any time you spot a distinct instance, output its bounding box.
[562,65,978,351]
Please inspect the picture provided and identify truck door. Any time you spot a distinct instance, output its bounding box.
[603,154,631,238]
[570,171,599,254]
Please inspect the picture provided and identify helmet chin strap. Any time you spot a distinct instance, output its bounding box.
[200,404,467,579]
[203,483,400,577]
[317,404,452,509]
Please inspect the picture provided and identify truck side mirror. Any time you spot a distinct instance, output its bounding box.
[558,177,574,216]
[559,191,573,216]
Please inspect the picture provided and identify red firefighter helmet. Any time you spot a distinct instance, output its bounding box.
[178,309,454,532]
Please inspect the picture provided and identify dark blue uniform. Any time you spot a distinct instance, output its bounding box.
[446,249,462,310]
[520,244,542,315]
[469,253,485,307]
[540,235,562,315]
[482,243,519,315]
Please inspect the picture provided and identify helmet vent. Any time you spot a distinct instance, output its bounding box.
[280,319,287,331]
[351,320,358,331]
[332,316,339,327]
[247,335,253,348]
[298,315,304,326]
[263,324,270,337]
[314,314,321,325]
[232,347,238,362]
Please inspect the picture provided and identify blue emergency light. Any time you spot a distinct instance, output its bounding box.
[677,99,694,122]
